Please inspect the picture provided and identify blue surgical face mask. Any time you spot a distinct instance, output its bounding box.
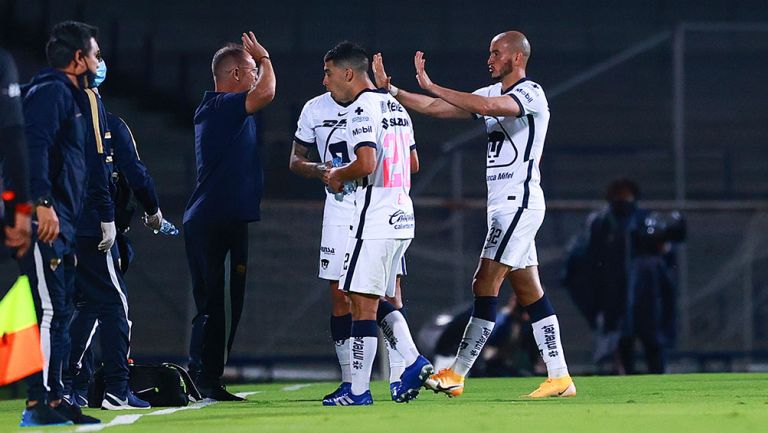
[93,59,107,87]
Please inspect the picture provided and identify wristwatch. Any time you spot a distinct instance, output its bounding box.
[35,196,53,208]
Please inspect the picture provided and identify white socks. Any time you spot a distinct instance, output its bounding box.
[384,339,405,383]
[349,336,377,395]
[379,310,419,368]
[531,315,569,379]
[334,339,352,383]
[451,316,495,377]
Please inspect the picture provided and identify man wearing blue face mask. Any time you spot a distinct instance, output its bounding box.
[63,55,177,411]
[19,20,114,427]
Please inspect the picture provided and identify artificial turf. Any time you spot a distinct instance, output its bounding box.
[1,373,766,433]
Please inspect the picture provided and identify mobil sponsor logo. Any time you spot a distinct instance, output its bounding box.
[352,125,372,136]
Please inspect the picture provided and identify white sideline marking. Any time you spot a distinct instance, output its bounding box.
[76,414,144,432]
[235,391,263,398]
[147,399,217,416]
[66,387,293,431]
[72,395,236,431]
[282,384,312,392]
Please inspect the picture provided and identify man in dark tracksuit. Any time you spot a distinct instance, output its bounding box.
[66,105,172,409]
[184,32,274,400]
[19,21,113,426]
[0,48,32,260]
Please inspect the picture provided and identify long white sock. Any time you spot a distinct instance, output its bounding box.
[379,310,419,367]
[334,339,351,383]
[451,316,495,377]
[349,336,377,395]
[384,338,405,383]
[531,315,569,379]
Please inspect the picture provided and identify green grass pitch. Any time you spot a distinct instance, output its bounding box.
[1,374,766,433]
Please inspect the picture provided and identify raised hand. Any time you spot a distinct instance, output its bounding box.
[372,53,391,90]
[241,31,269,60]
[414,51,435,92]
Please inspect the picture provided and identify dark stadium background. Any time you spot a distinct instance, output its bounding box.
[2,0,767,379]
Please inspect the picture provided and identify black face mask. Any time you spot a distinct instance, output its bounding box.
[609,200,637,218]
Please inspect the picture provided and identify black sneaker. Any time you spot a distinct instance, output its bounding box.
[19,403,73,427]
[198,384,244,401]
[54,400,101,424]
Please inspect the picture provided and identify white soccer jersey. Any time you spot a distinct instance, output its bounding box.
[345,89,416,240]
[294,92,356,225]
[472,78,549,214]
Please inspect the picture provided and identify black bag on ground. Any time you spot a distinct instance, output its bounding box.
[88,362,202,408]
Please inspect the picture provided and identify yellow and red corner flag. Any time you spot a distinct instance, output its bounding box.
[0,275,43,386]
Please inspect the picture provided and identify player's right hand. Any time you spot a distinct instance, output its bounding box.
[414,51,435,92]
[372,53,391,90]
[241,31,269,60]
[36,205,59,244]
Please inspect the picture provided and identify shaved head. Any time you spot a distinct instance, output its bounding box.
[212,43,250,80]
[492,31,531,61]
[486,30,531,82]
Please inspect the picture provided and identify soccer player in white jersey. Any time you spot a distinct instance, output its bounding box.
[319,42,434,406]
[290,88,421,403]
[372,31,575,398]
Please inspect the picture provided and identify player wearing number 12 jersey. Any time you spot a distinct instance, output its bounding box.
[290,43,425,405]
[373,31,575,398]
[322,42,433,405]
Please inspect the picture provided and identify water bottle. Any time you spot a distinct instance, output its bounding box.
[326,157,355,202]
[154,219,179,236]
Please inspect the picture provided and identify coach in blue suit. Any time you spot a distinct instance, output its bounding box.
[183,31,275,401]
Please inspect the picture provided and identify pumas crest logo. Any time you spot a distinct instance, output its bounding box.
[50,258,62,272]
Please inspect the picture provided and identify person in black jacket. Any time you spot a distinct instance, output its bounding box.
[18,21,111,427]
[565,179,678,374]
[66,103,177,410]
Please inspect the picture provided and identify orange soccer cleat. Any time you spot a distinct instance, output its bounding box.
[424,368,465,398]
[527,375,577,398]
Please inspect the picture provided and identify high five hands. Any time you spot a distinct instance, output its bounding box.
[414,51,435,92]
[372,51,436,93]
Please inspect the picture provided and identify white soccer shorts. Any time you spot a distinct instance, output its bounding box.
[318,225,351,280]
[480,208,544,269]
[320,225,407,280]
[338,238,411,297]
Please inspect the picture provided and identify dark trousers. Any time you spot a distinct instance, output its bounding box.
[65,237,130,397]
[618,334,665,374]
[184,219,248,385]
[19,237,76,402]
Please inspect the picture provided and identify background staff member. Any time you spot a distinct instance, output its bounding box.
[183,31,275,401]
[0,47,32,260]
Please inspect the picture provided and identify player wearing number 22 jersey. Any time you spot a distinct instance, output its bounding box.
[372,31,574,399]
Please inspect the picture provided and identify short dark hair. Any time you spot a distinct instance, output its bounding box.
[605,178,640,201]
[46,21,98,68]
[211,43,248,79]
[324,41,369,73]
